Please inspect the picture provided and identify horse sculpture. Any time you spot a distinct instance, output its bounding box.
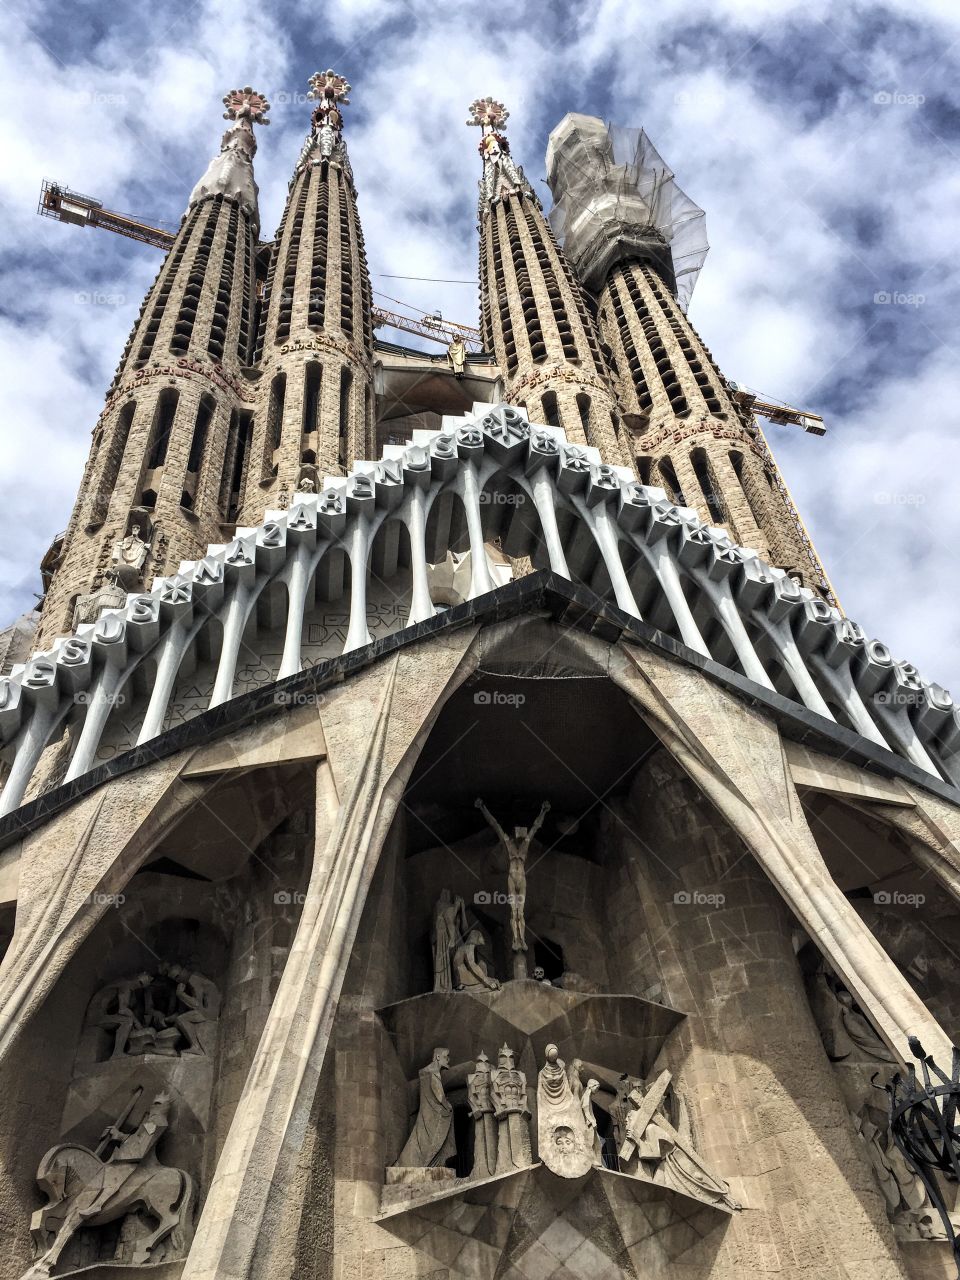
[24,1091,193,1277]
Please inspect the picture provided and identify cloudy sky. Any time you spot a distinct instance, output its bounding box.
[2,0,959,684]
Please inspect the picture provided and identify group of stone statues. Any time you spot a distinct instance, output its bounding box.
[431,890,501,993]
[88,966,220,1060]
[431,798,552,991]
[392,1042,739,1210]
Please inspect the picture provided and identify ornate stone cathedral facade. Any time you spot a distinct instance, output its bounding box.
[1,72,960,1280]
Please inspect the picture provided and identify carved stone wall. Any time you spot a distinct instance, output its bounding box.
[609,750,910,1277]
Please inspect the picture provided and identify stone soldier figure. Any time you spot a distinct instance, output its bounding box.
[25,1091,192,1278]
[467,1051,498,1178]
[397,1047,455,1168]
[491,1043,532,1173]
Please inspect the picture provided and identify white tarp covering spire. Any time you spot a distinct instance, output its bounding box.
[546,114,709,309]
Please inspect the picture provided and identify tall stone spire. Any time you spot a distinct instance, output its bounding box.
[187,85,269,236]
[37,88,268,648]
[469,98,628,465]
[546,113,834,600]
[242,69,374,516]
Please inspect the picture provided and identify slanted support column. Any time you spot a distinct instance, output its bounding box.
[616,644,954,1065]
[528,467,570,578]
[404,487,436,626]
[458,463,495,598]
[179,634,479,1280]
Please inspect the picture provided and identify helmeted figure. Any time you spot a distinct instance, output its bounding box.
[467,1051,498,1179]
[491,1043,532,1173]
[24,1091,193,1278]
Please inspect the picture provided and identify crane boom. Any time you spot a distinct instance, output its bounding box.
[38,179,483,350]
[39,180,176,251]
[36,181,826,421]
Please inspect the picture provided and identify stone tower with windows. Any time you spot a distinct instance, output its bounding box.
[4,75,960,1280]
[37,88,269,649]
[546,113,833,601]
[242,69,374,521]
[470,97,629,466]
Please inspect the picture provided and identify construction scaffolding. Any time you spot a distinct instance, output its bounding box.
[546,115,709,309]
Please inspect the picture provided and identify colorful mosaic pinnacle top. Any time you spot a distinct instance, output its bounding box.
[221,87,271,126]
[467,97,510,131]
[309,69,351,113]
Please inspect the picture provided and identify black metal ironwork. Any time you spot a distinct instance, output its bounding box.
[886,1035,960,1275]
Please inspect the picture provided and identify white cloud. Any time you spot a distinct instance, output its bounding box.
[2,0,960,701]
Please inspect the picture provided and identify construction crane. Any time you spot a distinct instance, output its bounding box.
[727,381,826,436]
[37,180,483,351]
[38,180,176,251]
[39,178,833,596]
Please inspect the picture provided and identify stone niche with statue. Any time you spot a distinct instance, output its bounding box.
[18,901,227,1280]
[366,793,741,1277]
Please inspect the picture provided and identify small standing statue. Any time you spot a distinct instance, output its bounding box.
[447,336,467,378]
[491,1044,532,1173]
[432,889,467,992]
[467,1051,498,1179]
[396,1048,455,1168]
[110,524,150,588]
[536,1043,597,1178]
[475,797,550,979]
